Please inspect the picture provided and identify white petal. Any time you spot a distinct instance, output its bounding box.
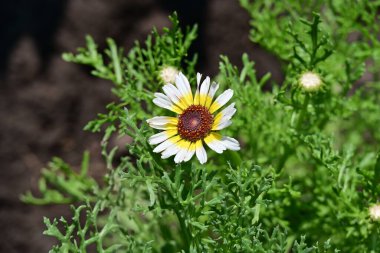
[221,136,240,151]
[161,144,181,159]
[205,82,220,108]
[174,148,188,163]
[184,149,195,162]
[199,77,210,106]
[200,77,210,95]
[174,141,191,163]
[175,72,189,97]
[146,117,177,130]
[163,84,182,104]
[154,140,172,153]
[209,89,234,113]
[154,92,171,102]
[196,142,207,164]
[152,94,182,113]
[147,123,168,130]
[153,97,172,109]
[174,72,193,106]
[216,89,234,105]
[214,120,232,130]
[222,103,237,118]
[148,132,169,145]
[183,143,196,162]
[153,136,180,153]
[147,116,173,125]
[153,92,183,112]
[208,82,219,99]
[194,77,201,105]
[206,141,226,154]
[179,72,191,94]
[175,74,186,96]
[212,103,236,130]
[204,133,227,154]
[196,73,202,86]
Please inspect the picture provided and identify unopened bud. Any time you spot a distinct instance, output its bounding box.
[159,66,179,84]
[299,71,322,91]
[369,204,380,220]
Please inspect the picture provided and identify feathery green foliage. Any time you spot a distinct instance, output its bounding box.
[23,5,380,252]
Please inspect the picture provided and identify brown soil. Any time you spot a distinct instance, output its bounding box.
[0,0,282,252]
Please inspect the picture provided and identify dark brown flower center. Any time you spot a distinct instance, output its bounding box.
[177,105,213,142]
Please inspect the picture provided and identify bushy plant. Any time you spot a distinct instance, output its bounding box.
[23,1,380,252]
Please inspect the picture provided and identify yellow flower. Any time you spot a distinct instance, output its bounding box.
[147,72,240,164]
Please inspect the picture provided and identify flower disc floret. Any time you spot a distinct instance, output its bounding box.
[177,105,213,142]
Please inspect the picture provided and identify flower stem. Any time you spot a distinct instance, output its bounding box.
[296,93,310,131]
[277,93,310,171]
[174,208,192,252]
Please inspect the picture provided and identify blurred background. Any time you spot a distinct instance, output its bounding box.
[0,0,283,252]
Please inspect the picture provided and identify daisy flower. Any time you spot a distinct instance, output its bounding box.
[147,72,240,164]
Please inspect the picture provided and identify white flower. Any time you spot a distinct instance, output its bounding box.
[299,71,322,91]
[147,72,240,164]
[369,204,380,220]
[159,66,179,84]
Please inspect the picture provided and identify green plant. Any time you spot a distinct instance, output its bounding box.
[23,4,380,252]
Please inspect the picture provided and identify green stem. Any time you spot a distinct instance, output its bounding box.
[296,93,310,131]
[276,144,293,172]
[277,94,310,171]
[174,208,192,252]
[371,226,379,252]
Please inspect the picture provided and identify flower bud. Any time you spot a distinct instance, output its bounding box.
[369,204,380,220]
[159,66,179,84]
[298,71,322,91]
